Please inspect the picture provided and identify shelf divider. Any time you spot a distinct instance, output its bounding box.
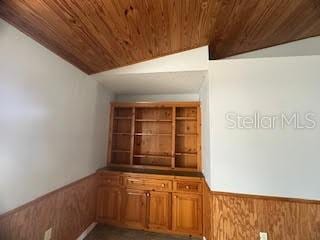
[135,133,171,136]
[129,107,135,166]
[176,133,197,137]
[171,106,176,169]
[134,154,172,158]
[197,105,201,171]
[135,119,172,122]
[176,117,197,121]
[175,152,197,156]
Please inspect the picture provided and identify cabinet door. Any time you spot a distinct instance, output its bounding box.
[96,187,121,224]
[172,193,202,235]
[122,189,147,229]
[147,191,171,231]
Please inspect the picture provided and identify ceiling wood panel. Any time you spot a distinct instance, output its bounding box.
[1,0,320,74]
[210,0,320,59]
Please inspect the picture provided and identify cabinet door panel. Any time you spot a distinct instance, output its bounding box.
[148,192,171,230]
[122,190,147,229]
[172,193,202,235]
[96,187,121,224]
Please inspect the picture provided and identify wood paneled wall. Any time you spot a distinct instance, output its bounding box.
[1,174,319,240]
[203,181,320,240]
[203,182,213,240]
[0,174,97,240]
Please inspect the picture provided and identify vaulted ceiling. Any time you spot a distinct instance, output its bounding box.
[1,0,320,74]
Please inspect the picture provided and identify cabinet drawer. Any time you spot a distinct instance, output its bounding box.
[98,173,122,187]
[173,180,203,194]
[125,177,172,191]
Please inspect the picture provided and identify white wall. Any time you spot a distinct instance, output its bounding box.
[93,71,206,95]
[199,74,212,186]
[0,19,113,214]
[228,36,320,59]
[95,46,208,75]
[209,56,320,200]
[116,93,199,102]
[92,46,208,95]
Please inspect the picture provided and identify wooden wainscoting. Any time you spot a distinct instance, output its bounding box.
[203,181,320,240]
[0,174,97,240]
[2,174,320,240]
[203,182,213,240]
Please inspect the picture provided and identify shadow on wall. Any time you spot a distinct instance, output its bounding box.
[227,36,320,60]
[90,82,113,169]
[0,19,7,37]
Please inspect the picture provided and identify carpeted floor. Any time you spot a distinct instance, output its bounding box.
[84,224,201,240]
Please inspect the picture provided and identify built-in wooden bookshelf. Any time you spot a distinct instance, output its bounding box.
[107,102,201,171]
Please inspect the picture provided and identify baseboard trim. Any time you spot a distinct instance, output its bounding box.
[76,222,97,240]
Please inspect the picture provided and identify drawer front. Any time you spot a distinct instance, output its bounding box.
[173,180,203,194]
[98,173,122,187]
[125,177,172,192]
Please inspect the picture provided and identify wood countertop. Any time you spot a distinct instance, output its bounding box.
[97,166,204,178]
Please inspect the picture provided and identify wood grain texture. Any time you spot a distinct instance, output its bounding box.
[97,169,204,236]
[209,0,320,59]
[172,193,203,235]
[2,0,319,74]
[203,187,320,240]
[0,174,97,240]
[203,182,213,240]
[122,189,147,229]
[148,191,171,230]
[109,102,201,171]
[0,0,212,74]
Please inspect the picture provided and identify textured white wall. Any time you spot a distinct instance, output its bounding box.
[199,74,212,187]
[228,36,320,59]
[209,56,320,200]
[116,93,199,102]
[95,46,208,75]
[0,19,113,213]
[92,46,208,95]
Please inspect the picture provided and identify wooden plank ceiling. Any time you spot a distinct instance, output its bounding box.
[1,0,320,74]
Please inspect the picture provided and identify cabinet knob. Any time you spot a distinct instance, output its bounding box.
[146,193,150,197]
[161,184,165,187]
[185,185,190,189]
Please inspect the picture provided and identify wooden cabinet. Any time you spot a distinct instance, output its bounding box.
[99,101,203,236]
[147,191,171,230]
[125,176,172,192]
[122,190,172,231]
[96,187,122,225]
[173,180,203,194]
[96,170,204,237]
[122,189,147,229]
[172,193,203,235]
